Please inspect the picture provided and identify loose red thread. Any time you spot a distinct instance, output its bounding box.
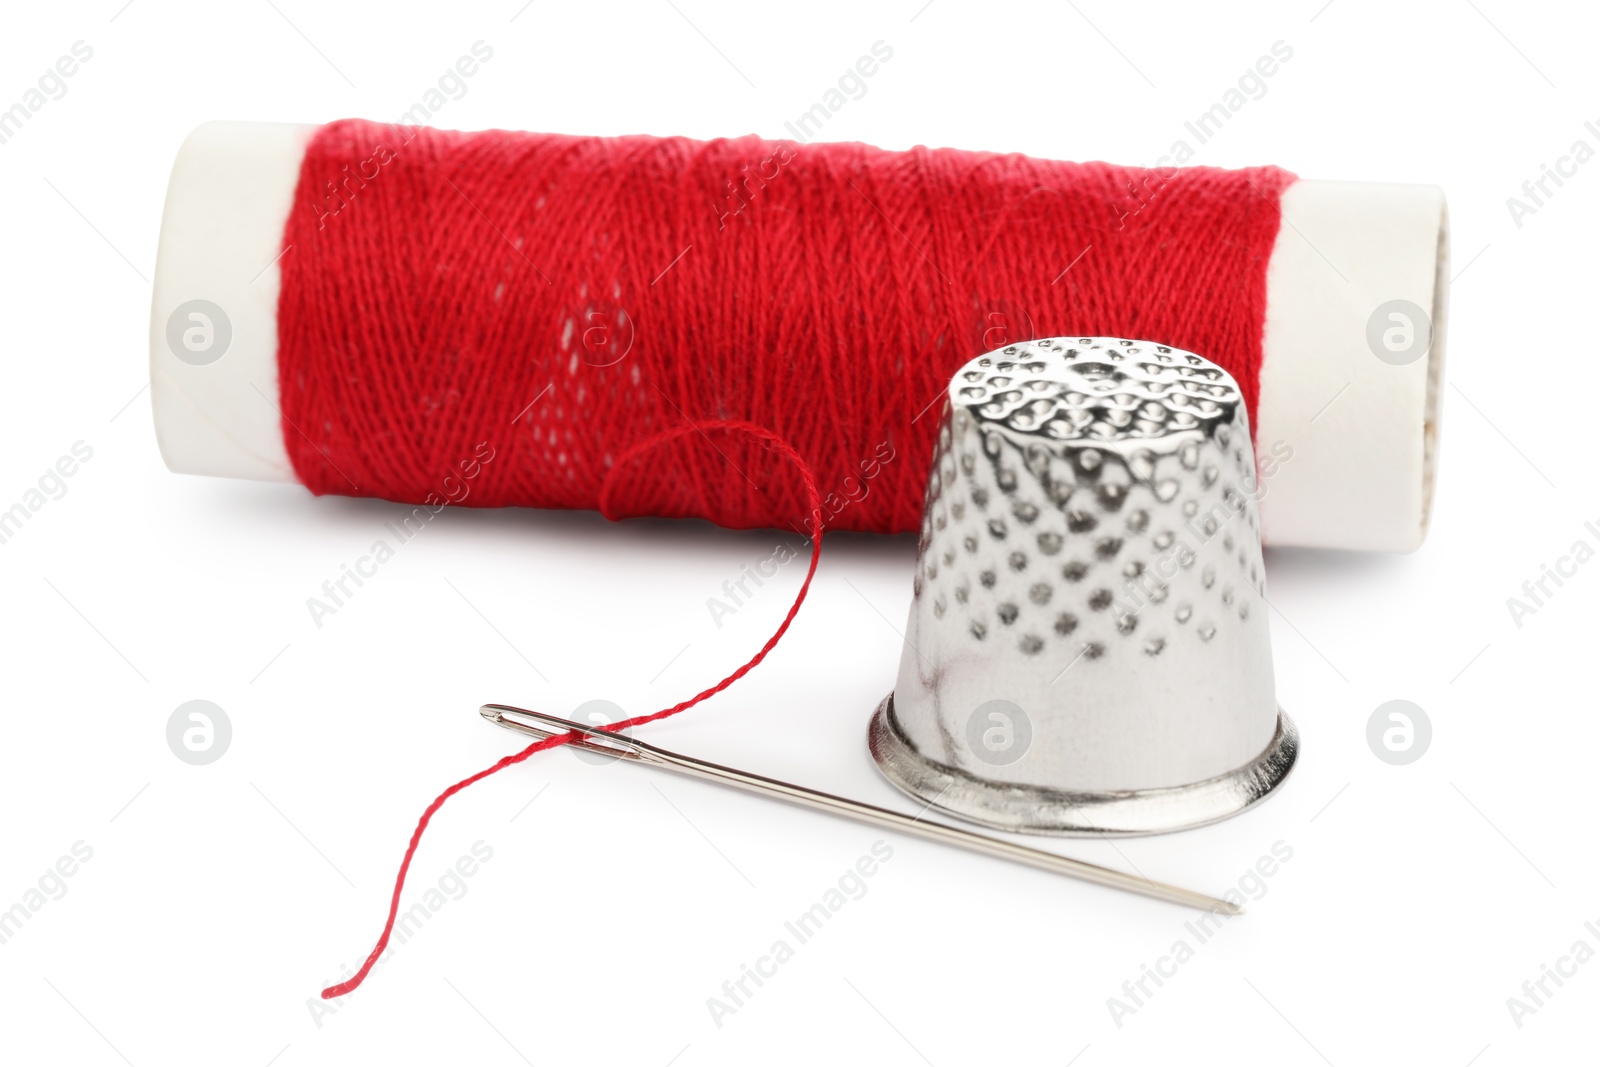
[321,423,822,999]
[276,120,1294,528]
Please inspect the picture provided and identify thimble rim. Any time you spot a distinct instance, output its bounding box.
[867,694,1297,837]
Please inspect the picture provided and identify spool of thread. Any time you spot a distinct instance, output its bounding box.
[148,120,1446,551]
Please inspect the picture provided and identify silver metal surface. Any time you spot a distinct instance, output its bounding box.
[874,337,1296,834]
[481,704,1242,915]
[870,696,1298,836]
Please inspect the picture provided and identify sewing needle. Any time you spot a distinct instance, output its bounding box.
[480,704,1242,916]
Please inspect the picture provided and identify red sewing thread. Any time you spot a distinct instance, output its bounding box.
[280,121,1294,997]
[322,423,823,999]
[277,120,1294,528]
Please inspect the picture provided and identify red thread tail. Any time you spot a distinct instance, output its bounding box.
[323,423,822,999]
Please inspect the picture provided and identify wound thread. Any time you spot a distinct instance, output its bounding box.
[277,120,1293,528]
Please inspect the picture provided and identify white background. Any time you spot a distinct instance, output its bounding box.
[1,1,1596,1064]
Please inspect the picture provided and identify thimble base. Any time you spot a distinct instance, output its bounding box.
[867,696,1298,837]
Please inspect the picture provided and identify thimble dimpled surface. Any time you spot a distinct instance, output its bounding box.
[889,337,1278,794]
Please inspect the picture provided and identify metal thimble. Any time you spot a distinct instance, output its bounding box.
[868,337,1297,835]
